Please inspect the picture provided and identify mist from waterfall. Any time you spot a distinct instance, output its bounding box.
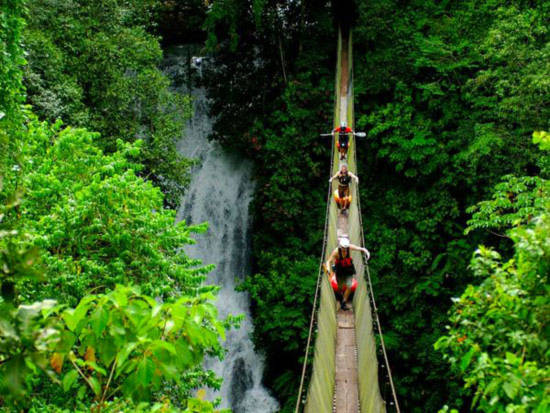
[163,46,279,413]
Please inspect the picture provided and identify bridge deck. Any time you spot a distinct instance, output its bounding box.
[333,205,359,413]
[334,308,359,412]
[333,30,360,413]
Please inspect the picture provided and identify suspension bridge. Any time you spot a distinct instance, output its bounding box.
[294,27,400,413]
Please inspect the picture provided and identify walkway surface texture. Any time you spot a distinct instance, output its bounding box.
[333,33,360,413]
[302,26,386,413]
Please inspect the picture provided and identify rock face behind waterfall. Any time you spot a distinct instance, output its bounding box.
[163,46,279,413]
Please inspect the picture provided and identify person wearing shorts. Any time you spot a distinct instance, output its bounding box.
[329,164,358,211]
[326,237,370,310]
[333,121,353,160]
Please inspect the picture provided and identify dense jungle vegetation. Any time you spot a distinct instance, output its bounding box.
[192,0,549,411]
[1,0,549,412]
[1,1,226,411]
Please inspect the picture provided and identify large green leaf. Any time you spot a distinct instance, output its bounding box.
[62,370,79,392]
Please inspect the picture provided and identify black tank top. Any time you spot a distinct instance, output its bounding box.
[339,133,349,145]
[338,173,351,186]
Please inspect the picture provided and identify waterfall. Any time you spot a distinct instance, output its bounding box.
[164,46,279,413]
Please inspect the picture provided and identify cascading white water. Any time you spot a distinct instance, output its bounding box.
[164,46,279,413]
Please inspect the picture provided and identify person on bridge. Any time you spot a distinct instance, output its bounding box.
[333,121,353,160]
[329,164,358,212]
[326,237,370,310]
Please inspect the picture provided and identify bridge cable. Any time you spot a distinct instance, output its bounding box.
[294,133,336,413]
[355,171,401,413]
[296,26,400,412]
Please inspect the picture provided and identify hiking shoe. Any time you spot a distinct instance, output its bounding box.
[341,301,349,311]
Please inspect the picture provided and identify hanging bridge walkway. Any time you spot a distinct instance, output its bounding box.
[294,28,400,413]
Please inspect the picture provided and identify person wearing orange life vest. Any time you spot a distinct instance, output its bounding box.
[333,121,353,160]
[326,238,370,310]
[329,164,358,212]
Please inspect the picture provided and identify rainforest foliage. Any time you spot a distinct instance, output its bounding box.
[436,134,550,412]
[199,1,336,404]
[0,1,227,411]
[22,0,193,207]
[353,2,549,410]
[193,0,549,412]
[1,0,549,412]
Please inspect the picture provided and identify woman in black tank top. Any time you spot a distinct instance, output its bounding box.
[326,238,370,310]
[329,164,358,198]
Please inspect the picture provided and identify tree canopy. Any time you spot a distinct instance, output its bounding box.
[0,1,228,411]
[0,0,548,411]
[195,0,549,411]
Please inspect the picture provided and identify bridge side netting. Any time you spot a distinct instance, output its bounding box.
[303,29,385,413]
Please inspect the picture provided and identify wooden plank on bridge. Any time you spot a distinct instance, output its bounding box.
[334,200,359,412]
[334,28,359,413]
[334,309,359,413]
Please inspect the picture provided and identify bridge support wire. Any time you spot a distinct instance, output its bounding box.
[355,161,400,413]
[294,133,337,413]
[296,25,400,413]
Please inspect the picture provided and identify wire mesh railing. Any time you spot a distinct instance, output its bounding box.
[296,25,400,413]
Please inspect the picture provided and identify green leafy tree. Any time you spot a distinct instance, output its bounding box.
[0,5,63,402]
[53,285,225,411]
[11,117,211,306]
[23,0,193,206]
[466,175,549,236]
[0,0,26,174]
[0,3,230,410]
[435,231,549,412]
[351,1,549,409]
[0,113,228,412]
[0,187,63,404]
[0,182,227,410]
[435,136,549,412]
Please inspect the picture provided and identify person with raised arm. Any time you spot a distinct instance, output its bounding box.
[329,164,358,212]
[320,123,365,160]
[326,237,370,310]
[333,121,353,160]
